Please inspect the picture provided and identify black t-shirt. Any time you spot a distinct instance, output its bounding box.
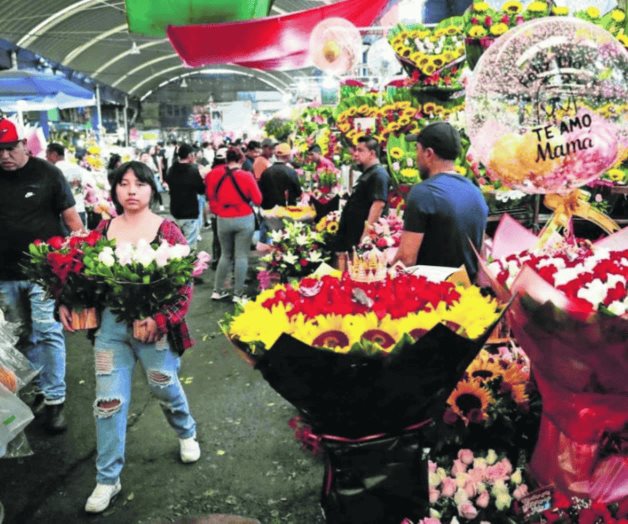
[165,162,205,219]
[258,162,302,210]
[404,173,488,279]
[335,163,390,252]
[0,157,75,280]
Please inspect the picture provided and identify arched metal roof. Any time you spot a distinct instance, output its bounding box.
[0,0,323,102]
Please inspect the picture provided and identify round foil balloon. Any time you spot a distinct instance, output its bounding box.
[309,17,363,75]
[367,38,401,83]
[465,18,628,194]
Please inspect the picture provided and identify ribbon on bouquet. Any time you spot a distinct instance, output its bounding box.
[537,189,620,248]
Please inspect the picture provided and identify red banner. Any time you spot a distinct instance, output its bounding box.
[167,0,389,70]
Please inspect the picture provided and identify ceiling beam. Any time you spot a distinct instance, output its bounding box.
[62,23,128,65]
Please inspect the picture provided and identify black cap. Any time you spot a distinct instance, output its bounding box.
[261,138,277,148]
[406,122,462,160]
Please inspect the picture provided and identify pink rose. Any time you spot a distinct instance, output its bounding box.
[451,459,468,476]
[429,487,441,504]
[476,491,490,508]
[419,519,441,524]
[458,449,474,465]
[441,477,457,498]
[487,460,512,482]
[464,480,478,498]
[458,501,479,520]
[513,484,529,501]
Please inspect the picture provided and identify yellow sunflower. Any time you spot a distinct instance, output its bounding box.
[490,23,509,37]
[551,5,568,15]
[398,116,412,126]
[472,1,490,13]
[442,286,500,339]
[422,63,436,75]
[446,25,462,35]
[396,311,442,341]
[447,381,493,422]
[527,1,548,13]
[443,50,455,62]
[326,221,340,234]
[360,314,401,352]
[611,9,625,22]
[423,102,437,114]
[465,353,505,383]
[511,384,529,405]
[468,25,488,38]
[586,6,600,19]
[229,302,290,349]
[607,168,625,182]
[454,165,467,176]
[400,168,420,182]
[389,146,404,159]
[502,0,522,13]
[618,34,628,49]
[432,55,445,68]
[434,28,447,38]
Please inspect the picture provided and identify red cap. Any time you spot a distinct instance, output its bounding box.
[0,118,25,148]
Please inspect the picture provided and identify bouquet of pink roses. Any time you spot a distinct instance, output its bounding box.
[358,211,404,264]
[423,448,529,523]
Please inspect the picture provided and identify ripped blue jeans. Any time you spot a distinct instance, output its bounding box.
[0,280,66,404]
[93,308,196,484]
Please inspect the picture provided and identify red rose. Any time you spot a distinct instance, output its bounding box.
[68,236,84,248]
[484,15,492,26]
[33,239,43,247]
[48,236,65,250]
[299,258,308,267]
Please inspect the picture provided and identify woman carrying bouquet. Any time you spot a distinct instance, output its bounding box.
[59,161,199,514]
[205,147,262,302]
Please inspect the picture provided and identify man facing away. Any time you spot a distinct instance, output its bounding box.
[393,122,488,281]
[46,142,88,227]
[334,136,390,269]
[0,118,83,433]
[164,143,206,250]
[258,143,302,210]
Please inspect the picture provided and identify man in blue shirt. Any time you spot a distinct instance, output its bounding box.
[393,122,488,280]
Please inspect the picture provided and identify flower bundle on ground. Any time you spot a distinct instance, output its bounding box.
[24,231,113,310]
[423,449,530,523]
[228,272,502,356]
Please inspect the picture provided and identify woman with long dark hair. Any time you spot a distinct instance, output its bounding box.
[59,161,199,514]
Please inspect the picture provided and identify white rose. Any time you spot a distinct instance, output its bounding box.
[606,273,626,287]
[169,243,190,259]
[607,300,626,316]
[453,488,468,506]
[486,449,498,465]
[577,279,607,309]
[115,243,134,266]
[495,492,512,511]
[98,250,115,267]
[510,469,523,485]
[154,241,171,267]
[491,479,508,497]
[553,266,583,287]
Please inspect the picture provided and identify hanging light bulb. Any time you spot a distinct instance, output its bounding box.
[129,41,141,55]
[180,78,188,88]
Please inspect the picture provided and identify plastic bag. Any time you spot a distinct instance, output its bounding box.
[0,316,39,392]
[1,431,34,459]
[0,383,34,457]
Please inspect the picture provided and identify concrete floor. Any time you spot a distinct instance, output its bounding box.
[0,216,325,524]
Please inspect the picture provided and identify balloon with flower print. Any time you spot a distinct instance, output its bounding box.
[466,17,628,194]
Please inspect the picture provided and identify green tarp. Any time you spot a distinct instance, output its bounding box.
[126,0,274,36]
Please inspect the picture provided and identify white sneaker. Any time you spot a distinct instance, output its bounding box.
[211,291,229,301]
[179,437,201,463]
[232,294,250,305]
[85,480,121,513]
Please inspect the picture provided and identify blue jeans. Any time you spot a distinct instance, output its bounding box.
[214,214,255,296]
[197,195,206,230]
[0,280,66,404]
[422,0,471,23]
[177,218,200,250]
[93,308,196,484]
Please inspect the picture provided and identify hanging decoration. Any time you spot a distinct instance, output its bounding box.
[167,0,389,70]
[125,0,274,37]
[309,18,362,75]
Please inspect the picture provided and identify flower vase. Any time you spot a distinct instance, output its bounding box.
[70,307,99,330]
[132,320,148,340]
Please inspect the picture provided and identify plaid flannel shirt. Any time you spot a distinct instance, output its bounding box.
[96,219,194,353]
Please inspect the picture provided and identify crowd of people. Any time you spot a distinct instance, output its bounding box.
[0,115,486,514]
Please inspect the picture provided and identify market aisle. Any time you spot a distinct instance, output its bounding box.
[0,226,325,524]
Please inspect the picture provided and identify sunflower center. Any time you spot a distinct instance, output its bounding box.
[455,393,483,415]
[471,370,494,379]
[362,329,396,349]
[312,330,349,349]
[409,328,428,341]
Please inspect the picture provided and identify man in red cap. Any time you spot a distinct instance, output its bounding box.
[0,117,83,433]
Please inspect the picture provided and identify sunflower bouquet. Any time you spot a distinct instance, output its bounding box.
[388,18,466,89]
[463,0,553,69]
[225,264,507,522]
[314,210,341,246]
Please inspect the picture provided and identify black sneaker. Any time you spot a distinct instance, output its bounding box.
[44,404,67,434]
[31,393,46,417]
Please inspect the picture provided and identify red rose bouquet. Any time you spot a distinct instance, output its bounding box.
[24,231,113,329]
[480,215,628,505]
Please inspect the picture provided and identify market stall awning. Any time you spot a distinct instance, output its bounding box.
[167,0,389,71]
[0,70,95,111]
